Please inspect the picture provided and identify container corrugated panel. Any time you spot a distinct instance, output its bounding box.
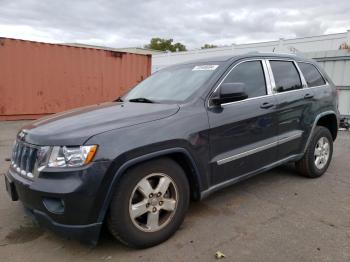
[0,38,151,120]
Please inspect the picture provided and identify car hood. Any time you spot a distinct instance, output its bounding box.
[21,102,180,145]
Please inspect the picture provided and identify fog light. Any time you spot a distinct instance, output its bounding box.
[42,197,65,214]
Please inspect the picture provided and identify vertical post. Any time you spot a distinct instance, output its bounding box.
[279,38,285,50]
[346,29,350,46]
[231,43,236,55]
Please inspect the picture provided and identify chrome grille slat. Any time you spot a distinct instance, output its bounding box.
[13,142,18,165]
[29,148,37,173]
[12,142,18,164]
[16,143,24,168]
[20,145,27,170]
[25,147,32,172]
[11,140,38,179]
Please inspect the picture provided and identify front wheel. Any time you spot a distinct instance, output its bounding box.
[295,126,333,178]
[107,158,190,248]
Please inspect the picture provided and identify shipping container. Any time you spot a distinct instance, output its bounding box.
[0,38,151,120]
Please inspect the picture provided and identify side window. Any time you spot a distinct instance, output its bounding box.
[270,61,302,93]
[298,62,326,87]
[223,61,267,98]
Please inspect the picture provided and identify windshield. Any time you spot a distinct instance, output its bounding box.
[123,64,220,103]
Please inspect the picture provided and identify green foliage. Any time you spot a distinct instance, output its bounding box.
[145,38,187,52]
[201,44,218,49]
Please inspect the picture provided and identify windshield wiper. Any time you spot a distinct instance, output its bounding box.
[114,96,123,102]
[128,97,155,103]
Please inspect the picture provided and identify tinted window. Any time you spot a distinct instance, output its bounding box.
[223,61,266,98]
[270,61,302,93]
[298,62,326,87]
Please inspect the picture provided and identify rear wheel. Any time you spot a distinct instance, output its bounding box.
[107,158,189,248]
[295,126,333,178]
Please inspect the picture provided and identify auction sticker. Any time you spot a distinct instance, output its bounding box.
[192,65,219,71]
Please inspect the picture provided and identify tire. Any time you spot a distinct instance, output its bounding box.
[295,126,333,178]
[107,157,190,248]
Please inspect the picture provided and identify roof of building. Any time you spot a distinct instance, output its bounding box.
[64,43,164,55]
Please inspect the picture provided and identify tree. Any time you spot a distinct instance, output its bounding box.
[339,42,350,51]
[145,38,187,52]
[201,44,218,49]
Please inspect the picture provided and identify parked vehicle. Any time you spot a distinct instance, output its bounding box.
[5,53,339,248]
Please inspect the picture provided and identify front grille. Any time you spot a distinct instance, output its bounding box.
[11,140,38,179]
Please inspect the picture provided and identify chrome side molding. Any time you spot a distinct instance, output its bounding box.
[217,132,302,165]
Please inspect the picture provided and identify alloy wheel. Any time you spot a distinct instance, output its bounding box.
[129,173,178,232]
[314,136,330,170]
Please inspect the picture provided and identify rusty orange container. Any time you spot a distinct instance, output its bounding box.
[0,38,151,120]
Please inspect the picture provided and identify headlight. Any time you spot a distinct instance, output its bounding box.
[47,145,98,168]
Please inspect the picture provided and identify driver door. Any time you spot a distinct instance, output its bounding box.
[207,59,278,185]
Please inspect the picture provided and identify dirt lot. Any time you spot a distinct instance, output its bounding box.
[0,121,349,262]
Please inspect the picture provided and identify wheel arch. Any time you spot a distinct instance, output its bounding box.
[303,111,338,154]
[97,148,203,223]
[316,113,338,141]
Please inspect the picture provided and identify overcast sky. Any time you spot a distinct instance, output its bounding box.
[0,0,349,49]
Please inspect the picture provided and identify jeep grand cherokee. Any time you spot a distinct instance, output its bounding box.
[5,53,339,248]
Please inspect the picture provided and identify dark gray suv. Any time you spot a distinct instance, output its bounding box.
[5,53,339,248]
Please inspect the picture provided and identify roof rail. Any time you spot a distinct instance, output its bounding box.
[245,51,299,56]
[272,52,297,56]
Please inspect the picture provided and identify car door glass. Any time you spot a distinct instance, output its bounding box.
[270,61,302,93]
[298,62,326,87]
[223,61,267,98]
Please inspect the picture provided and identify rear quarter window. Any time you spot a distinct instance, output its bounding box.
[298,62,326,87]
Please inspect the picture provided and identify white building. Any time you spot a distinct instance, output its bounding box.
[152,30,350,118]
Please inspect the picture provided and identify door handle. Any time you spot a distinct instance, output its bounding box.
[260,102,274,109]
[304,93,314,99]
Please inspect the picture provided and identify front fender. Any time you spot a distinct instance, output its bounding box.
[96,147,203,223]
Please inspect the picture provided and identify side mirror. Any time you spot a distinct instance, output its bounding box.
[212,83,248,106]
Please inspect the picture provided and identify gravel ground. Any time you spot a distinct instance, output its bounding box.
[0,120,349,262]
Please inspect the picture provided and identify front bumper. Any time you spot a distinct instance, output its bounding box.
[5,160,110,244]
[26,207,102,245]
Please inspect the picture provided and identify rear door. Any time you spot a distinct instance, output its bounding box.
[267,60,313,160]
[207,59,278,185]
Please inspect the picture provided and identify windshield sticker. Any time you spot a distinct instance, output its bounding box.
[192,65,219,71]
